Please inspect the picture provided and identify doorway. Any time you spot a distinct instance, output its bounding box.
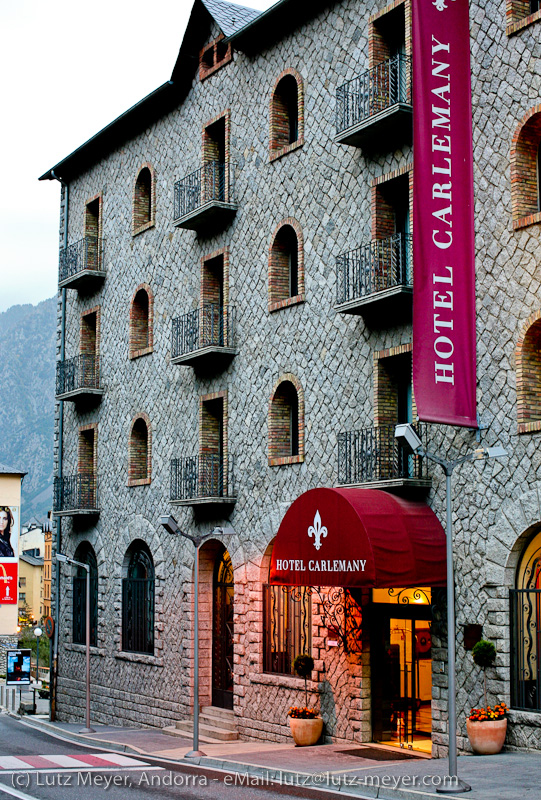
[371,589,432,753]
[212,548,234,709]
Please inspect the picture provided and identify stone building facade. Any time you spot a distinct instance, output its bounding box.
[41,0,541,755]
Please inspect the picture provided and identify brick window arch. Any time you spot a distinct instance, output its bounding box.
[129,284,154,359]
[269,69,304,162]
[268,375,304,465]
[510,107,541,229]
[516,312,541,433]
[128,413,152,485]
[268,219,305,312]
[132,164,155,235]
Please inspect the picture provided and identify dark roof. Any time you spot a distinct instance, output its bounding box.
[227,0,337,52]
[201,0,260,36]
[20,554,44,567]
[0,462,27,477]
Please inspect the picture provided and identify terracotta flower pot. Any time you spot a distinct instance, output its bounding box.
[466,718,507,755]
[289,717,324,746]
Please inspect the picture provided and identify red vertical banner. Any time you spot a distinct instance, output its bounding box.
[412,0,477,427]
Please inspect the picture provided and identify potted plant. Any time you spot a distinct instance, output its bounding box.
[466,640,508,754]
[287,654,323,746]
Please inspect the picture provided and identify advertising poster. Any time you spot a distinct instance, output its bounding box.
[0,506,19,605]
[6,649,31,685]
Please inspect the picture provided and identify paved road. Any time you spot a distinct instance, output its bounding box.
[0,714,343,800]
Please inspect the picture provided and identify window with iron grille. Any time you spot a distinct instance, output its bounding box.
[263,584,311,675]
[122,543,155,655]
[511,531,541,711]
[72,543,98,646]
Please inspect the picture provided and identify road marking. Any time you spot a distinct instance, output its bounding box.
[0,761,28,772]
[38,756,92,768]
[0,753,154,771]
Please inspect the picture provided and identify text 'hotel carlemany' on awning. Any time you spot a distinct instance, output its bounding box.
[270,488,446,589]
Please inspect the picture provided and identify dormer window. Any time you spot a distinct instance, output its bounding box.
[199,35,232,81]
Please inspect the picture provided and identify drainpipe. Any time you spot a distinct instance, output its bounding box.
[50,169,68,721]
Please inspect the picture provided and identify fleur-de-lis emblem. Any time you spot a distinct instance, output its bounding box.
[308,510,328,551]
[433,0,456,10]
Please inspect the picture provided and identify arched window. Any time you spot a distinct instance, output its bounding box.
[268,220,304,311]
[516,315,541,433]
[268,377,304,465]
[129,285,153,358]
[133,165,154,234]
[122,541,155,654]
[270,71,304,161]
[72,542,98,646]
[511,109,541,227]
[263,542,311,675]
[511,531,541,710]
[128,415,151,485]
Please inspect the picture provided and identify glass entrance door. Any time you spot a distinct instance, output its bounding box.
[371,594,432,754]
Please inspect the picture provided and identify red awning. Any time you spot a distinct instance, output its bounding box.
[270,487,446,588]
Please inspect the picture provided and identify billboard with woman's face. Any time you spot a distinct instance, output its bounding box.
[0,506,19,605]
[0,506,18,560]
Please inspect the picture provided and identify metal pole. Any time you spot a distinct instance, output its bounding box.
[80,564,94,734]
[437,467,470,795]
[34,636,39,715]
[186,542,205,757]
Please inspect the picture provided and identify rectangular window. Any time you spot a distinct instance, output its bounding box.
[19,577,26,587]
[263,584,311,675]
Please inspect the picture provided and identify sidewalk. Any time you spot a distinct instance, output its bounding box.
[16,715,541,800]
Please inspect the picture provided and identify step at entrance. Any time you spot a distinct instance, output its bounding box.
[163,706,238,743]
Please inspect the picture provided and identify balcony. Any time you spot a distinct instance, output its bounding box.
[335,55,412,148]
[171,304,236,369]
[170,454,236,507]
[55,355,103,402]
[53,474,99,516]
[59,237,105,291]
[335,233,412,318]
[337,424,430,492]
[173,161,237,233]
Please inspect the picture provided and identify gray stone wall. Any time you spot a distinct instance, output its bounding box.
[51,0,541,754]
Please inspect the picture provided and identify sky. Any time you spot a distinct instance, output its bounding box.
[0,0,273,314]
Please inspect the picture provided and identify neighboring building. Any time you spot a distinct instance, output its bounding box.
[41,0,541,756]
[0,463,26,671]
[18,554,45,624]
[43,520,52,620]
[20,523,46,558]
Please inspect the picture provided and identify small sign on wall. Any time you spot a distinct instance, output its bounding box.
[327,625,340,647]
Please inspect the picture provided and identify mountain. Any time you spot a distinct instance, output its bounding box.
[0,297,56,523]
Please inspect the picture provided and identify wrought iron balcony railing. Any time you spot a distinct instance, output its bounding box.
[172,304,235,359]
[336,233,412,306]
[59,236,104,285]
[337,424,429,486]
[336,54,411,135]
[170,454,235,503]
[53,474,98,513]
[56,354,100,397]
[174,161,227,220]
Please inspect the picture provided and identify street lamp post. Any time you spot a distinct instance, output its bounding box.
[159,515,234,759]
[56,553,95,734]
[395,424,507,795]
[33,626,42,714]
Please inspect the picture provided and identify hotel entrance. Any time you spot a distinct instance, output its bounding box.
[371,588,433,754]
